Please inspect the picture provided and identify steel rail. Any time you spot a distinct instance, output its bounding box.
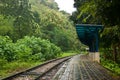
[2,56,73,80]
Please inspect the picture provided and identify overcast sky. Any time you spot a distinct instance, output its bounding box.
[54,0,76,14]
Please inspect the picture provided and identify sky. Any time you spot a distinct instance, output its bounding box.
[54,0,76,14]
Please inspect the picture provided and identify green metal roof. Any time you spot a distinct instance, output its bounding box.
[76,24,103,37]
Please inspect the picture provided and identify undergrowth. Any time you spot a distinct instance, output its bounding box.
[101,58,120,75]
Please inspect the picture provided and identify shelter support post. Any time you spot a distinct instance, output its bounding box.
[89,52,100,63]
[89,32,100,63]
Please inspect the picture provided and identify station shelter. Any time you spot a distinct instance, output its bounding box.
[76,24,103,62]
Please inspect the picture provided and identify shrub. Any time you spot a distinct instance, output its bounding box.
[16,36,61,61]
[0,36,15,62]
[0,36,61,62]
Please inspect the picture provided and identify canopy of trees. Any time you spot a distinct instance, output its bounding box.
[0,0,82,52]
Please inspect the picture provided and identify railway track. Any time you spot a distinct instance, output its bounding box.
[2,56,72,80]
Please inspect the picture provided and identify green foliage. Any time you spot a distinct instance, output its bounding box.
[73,0,120,25]
[0,15,13,36]
[0,0,82,52]
[0,36,61,62]
[30,1,82,51]
[72,0,100,24]
[30,0,58,10]
[100,26,120,63]
[60,52,78,58]
[101,58,120,75]
[0,61,42,78]
[0,59,7,69]
[14,44,32,61]
[100,26,120,47]
[0,0,41,41]
[0,36,15,62]
[95,0,120,26]
[39,0,59,10]
[0,0,31,17]
[16,36,61,60]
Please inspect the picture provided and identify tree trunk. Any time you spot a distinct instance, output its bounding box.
[113,45,118,63]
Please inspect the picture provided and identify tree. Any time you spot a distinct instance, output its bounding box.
[73,0,120,26]
[95,0,120,26]
[30,0,82,51]
[0,0,41,40]
[73,0,120,63]
[72,0,101,24]
[0,0,30,17]
[40,0,59,10]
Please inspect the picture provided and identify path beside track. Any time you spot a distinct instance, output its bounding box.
[53,54,114,80]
